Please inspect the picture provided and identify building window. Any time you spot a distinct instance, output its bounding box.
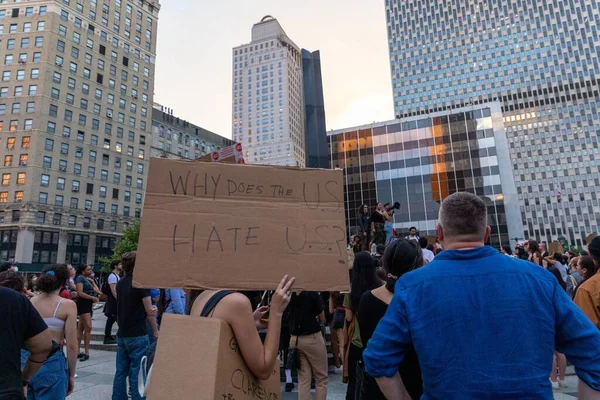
[1,173,10,186]
[55,195,63,206]
[56,177,65,190]
[39,192,48,204]
[16,172,25,185]
[36,212,46,224]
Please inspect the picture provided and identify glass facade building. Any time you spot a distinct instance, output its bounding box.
[386,0,600,247]
[302,49,329,169]
[328,103,522,248]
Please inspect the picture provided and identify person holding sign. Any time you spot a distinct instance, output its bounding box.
[188,275,295,380]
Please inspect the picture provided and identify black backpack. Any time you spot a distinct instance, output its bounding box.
[101,273,116,295]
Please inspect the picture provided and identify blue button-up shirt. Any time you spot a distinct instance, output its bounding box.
[363,246,600,399]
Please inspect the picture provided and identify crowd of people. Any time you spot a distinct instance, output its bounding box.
[1,191,600,400]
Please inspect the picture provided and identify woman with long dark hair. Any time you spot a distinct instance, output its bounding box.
[358,239,424,399]
[23,265,78,398]
[75,265,100,361]
[344,252,381,399]
[525,239,542,266]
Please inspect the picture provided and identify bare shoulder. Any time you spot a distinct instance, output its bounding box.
[220,292,252,310]
[214,292,252,322]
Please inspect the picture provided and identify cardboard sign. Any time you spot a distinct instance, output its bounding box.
[134,158,349,291]
[198,143,245,164]
[586,233,598,246]
[147,314,280,400]
[549,241,564,255]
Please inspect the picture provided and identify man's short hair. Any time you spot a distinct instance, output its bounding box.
[110,259,120,270]
[409,226,417,232]
[121,251,136,275]
[439,192,487,240]
[418,237,428,248]
[376,244,385,255]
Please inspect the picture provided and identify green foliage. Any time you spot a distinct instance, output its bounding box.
[568,245,584,256]
[99,220,140,274]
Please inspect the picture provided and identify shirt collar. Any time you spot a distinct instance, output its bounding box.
[435,245,498,261]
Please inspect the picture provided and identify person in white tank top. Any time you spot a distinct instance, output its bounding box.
[25,265,78,398]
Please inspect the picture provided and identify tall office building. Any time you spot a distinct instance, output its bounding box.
[302,49,328,169]
[151,104,234,160]
[0,0,160,267]
[232,16,306,167]
[328,102,522,247]
[386,0,600,247]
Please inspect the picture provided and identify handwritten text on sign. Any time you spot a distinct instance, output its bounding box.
[134,159,349,291]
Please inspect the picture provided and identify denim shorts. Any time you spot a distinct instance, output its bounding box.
[21,349,68,400]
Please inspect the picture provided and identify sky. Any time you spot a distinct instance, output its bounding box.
[154,0,394,139]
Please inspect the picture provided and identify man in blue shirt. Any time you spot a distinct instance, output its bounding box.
[363,192,600,399]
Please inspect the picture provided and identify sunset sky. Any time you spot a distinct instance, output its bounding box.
[154,0,394,138]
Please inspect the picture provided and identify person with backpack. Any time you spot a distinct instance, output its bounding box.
[102,260,121,345]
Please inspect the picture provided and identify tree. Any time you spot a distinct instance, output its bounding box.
[99,220,140,273]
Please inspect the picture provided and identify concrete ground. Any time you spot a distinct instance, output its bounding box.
[70,311,579,399]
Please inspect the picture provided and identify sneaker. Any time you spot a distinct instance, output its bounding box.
[103,336,117,345]
[558,380,568,388]
[334,366,343,374]
[77,352,86,359]
[550,380,559,390]
[285,383,294,392]
[80,354,90,362]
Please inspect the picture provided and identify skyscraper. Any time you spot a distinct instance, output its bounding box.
[0,0,160,266]
[232,16,306,167]
[328,102,522,247]
[302,49,328,169]
[386,0,600,247]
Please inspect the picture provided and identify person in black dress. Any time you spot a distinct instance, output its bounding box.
[370,202,386,246]
[358,239,424,399]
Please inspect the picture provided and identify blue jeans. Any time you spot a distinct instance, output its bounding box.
[112,335,149,400]
[21,350,68,400]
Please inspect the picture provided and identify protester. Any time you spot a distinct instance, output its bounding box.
[188,275,295,381]
[574,237,600,328]
[75,265,100,361]
[288,291,328,400]
[66,265,78,299]
[329,291,345,374]
[0,261,16,272]
[540,242,549,258]
[0,269,25,292]
[104,260,121,345]
[112,251,158,400]
[23,265,78,398]
[570,256,585,285]
[545,253,568,282]
[500,245,513,256]
[363,192,600,398]
[405,227,419,243]
[525,239,543,266]
[163,288,186,315]
[0,285,53,399]
[370,203,386,246]
[372,244,385,268]
[344,252,381,399]
[359,239,424,399]
[357,204,371,251]
[419,237,434,264]
[383,203,395,245]
[352,235,363,254]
